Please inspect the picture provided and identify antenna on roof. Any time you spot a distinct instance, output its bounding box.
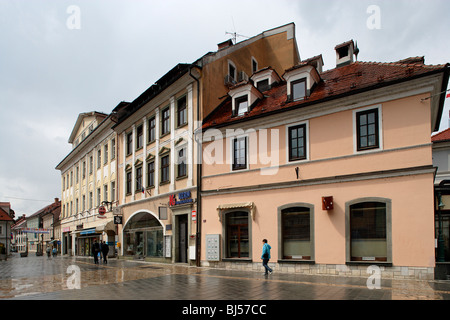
[226,17,249,44]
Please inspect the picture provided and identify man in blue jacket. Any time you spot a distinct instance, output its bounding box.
[261,239,273,275]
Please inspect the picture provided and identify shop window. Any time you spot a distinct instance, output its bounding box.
[281,206,312,260]
[349,202,387,262]
[225,211,249,258]
[123,212,164,258]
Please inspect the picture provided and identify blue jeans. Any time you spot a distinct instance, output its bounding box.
[262,258,272,274]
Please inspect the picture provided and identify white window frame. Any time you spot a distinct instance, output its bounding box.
[285,120,310,164]
[352,104,383,154]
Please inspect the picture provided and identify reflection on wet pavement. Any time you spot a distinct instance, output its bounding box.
[1,254,450,300]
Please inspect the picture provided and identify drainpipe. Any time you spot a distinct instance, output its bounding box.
[189,65,202,267]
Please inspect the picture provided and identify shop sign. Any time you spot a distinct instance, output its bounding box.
[169,191,194,206]
[22,228,50,234]
[98,206,106,215]
[113,216,123,225]
[63,227,71,233]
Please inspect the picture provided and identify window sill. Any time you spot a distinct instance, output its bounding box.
[278,259,315,264]
[346,261,392,267]
[222,258,252,263]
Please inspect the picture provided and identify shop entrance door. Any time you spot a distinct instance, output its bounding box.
[177,215,188,263]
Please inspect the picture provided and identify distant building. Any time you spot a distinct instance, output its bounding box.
[0,202,14,258]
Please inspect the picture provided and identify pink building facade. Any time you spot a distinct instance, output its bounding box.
[199,42,450,280]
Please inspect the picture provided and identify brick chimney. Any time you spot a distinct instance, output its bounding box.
[335,40,355,68]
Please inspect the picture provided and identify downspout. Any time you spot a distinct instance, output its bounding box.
[189,65,202,267]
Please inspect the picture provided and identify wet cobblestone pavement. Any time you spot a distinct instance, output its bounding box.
[1,253,450,301]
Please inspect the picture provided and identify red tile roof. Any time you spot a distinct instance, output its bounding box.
[0,207,13,222]
[203,59,449,130]
[432,128,450,142]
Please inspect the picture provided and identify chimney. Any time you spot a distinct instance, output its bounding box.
[218,39,234,51]
[335,40,355,68]
[54,198,59,203]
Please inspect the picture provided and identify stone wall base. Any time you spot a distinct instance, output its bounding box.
[201,261,435,281]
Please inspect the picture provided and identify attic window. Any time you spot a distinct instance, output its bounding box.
[291,78,306,101]
[236,95,249,116]
[337,46,349,59]
[256,79,270,92]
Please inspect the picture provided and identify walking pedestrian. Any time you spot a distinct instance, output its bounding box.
[261,239,273,275]
[101,241,109,264]
[46,246,51,258]
[92,240,100,264]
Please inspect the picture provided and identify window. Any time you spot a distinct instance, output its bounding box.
[148,117,156,143]
[161,107,170,136]
[177,148,187,178]
[111,181,116,202]
[256,79,270,92]
[235,95,248,116]
[97,149,101,169]
[226,211,249,258]
[89,156,93,174]
[104,144,108,164]
[82,195,85,211]
[126,171,132,194]
[136,166,143,192]
[89,192,93,209]
[356,108,379,151]
[82,161,86,179]
[252,58,258,74]
[75,199,79,214]
[76,166,79,183]
[111,138,116,160]
[291,78,306,101]
[232,137,247,171]
[103,184,108,202]
[349,202,387,262]
[177,96,187,127]
[97,188,101,207]
[281,207,312,260]
[126,132,133,155]
[160,154,170,184]
[136,125,143,149]
[229,62,236,81]
[288,124,307,162]
[147,161,155,187]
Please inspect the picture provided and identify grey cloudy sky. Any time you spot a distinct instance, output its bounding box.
[1,0,449,216]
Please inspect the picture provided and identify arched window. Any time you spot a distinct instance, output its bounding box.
[123,212,163,258]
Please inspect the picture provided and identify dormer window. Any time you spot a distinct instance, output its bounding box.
[283,59,322,102]
[228,83,263,117]
[251,67,281,93]
[236,95,249,116]
[291,78,306,101]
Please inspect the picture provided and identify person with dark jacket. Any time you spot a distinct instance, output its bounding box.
[101,241,109,264]
[92,240,100,264]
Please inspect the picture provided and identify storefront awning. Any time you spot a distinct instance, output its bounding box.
[96,221,115,234]
[217,202,255,221]
[80,228,96,235]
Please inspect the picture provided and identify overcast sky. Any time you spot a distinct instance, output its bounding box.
[1,0,449,217]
